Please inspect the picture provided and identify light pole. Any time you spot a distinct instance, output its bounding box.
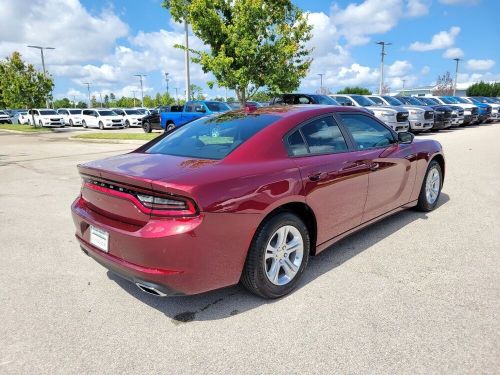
[99,92,103,108]
[72,95,76,108]
[376,41,392,95]
[402,79,406,96]
[175,88,179,104]
[317,73,325,93]
[83,82,91,108]
[453,58,462,96]
[184,21,191,101]
[164,72,170,95]
[132,90,137,107]
[134,74,146,107]
[27,45,55,107]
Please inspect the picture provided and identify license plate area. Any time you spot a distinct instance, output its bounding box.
[90,225,109,252]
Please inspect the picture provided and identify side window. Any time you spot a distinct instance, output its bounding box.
[185,103,194,112]
[301,117,348,154]
[339,114,395,150]
[297,96,312,104]
[283,95,295,105]
[287,131,308,156]
[369,97,384,105]
[333,96,347,106]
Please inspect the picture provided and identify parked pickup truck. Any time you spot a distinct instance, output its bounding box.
[160,100,231,131]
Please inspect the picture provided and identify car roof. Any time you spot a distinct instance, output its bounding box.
[240,104,366,119]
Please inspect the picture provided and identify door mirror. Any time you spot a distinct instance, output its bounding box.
[398,131,414,144]
[344,101,353,106]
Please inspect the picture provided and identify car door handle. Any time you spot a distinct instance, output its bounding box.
[308,172,327,182]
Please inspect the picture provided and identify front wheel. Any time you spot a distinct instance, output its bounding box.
[416,160,443,212]
[143,120,152,133]
[99,121,104,130]
[69,119,74,127]
[125,120,130,128]
[82,120,87,128]
[241,212,310,299]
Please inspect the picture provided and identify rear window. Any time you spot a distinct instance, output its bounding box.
[145,112,280,160]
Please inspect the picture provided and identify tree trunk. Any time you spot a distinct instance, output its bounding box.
[236,87,247,107]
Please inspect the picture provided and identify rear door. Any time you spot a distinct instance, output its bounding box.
[286,115,370,244]
[337,113,416,222]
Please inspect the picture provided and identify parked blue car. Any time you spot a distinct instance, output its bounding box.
[160,100,231,131]
[443,96,491,124]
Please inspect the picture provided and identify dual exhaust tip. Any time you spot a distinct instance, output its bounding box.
[135,282,167,297]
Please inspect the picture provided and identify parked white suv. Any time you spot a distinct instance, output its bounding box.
[57,108,84,127]
[111,108,144,128]
[330,94,409,132]
[81,109,124,129]
[367,95,434,132]
[28,109,65,127]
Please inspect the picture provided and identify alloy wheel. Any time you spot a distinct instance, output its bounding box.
[425,166,440,204]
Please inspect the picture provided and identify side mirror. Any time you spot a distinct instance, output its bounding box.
[344,102,353,106]
[398,131,414,144]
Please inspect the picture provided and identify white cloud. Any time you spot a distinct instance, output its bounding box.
[421,66,431,75]
[439,0,479,4]
[442,47,464,59]
[466,59,495,71]
[409,26,461,51]
[387,60,412,77]
[406,0,431,16]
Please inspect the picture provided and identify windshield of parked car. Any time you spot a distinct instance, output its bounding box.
[439,97,455,104]
[135,108,148,114]
[453,97,470,104]
[69,110,81,114]
[39,110,58,115]
[419,97,439,105]
[402,97,424,105]
[309,95,339,105]
[205,102,231,112]
[145,112,280,160]
[125,109,141,115]
[466,97,481,104]
[382,96,403,106]
[0,111,6,115]
[97,110,117,116]
[351,95,375,106]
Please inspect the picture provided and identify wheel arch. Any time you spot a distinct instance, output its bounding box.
[431,153,445,181]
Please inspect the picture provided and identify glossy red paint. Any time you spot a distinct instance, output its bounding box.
[71,105,444,296]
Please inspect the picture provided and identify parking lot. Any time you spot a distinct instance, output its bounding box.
[0,124,499,374]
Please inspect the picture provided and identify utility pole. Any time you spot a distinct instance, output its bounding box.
[453,58,462,96]
[73,95,76,108]
[164,72,170,95]
[184,21,191,101]
[83,82,91,108]
[27,45,55,107]
[376,41,392,95]
[132,90,137,107]
[317,73,325,93]
[402,79,406,96]
[175,88,179,104]
[99,92,103,108]
[134,74,146,107]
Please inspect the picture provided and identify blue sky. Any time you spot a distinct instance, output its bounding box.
[2,0,499,101]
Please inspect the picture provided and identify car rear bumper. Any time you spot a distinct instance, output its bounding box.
[71,197,258,295]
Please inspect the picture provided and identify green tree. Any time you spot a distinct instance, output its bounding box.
[162,0,312,104]
[336,87,372,95]
[75,101,88,109]
[90,95,98,108]
[0,52,54,114]
[466,81,500,97]
[104,94,110,107]
[53,97,72,109]
[251,91,273,102]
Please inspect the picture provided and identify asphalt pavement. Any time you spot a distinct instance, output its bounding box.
[0,124,499,374]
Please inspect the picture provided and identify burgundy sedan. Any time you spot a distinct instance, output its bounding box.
[71,105,444,298]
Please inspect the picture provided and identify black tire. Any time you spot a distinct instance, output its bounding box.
[165,122,175,132]
[82,120,87,128]
[241,212,310,299]
[39,120,43,127]
[99,121,104,130]
[416,160,443,212]
[125,120,130,128]
[143,120,152,133]
[69,119,73,127]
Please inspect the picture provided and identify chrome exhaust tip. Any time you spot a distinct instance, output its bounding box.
[135,282,167,297]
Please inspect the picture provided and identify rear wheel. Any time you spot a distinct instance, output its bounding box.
[241,212,310,299]
[416,160,442,212]
[165,122,175,132]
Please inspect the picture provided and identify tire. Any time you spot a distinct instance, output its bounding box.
[165,122,175,132]
[39,120,43,127]
[416,160,443,212]
[125,120,130,128]
[99,121,104,130]
[241,212,310,299]
[82,120,87,128]
[69,119,73,127]
[143,120,152,133]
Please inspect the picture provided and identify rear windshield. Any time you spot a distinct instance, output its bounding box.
[145,112,280,160]
[206,102,231,112]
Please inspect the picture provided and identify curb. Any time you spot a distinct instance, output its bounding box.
[68,136,149,145]
[0,128,52,134]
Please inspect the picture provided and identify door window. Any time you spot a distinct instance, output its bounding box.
[339,114,395,150]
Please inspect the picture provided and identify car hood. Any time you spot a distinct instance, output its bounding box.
[368,105,407,114]
[399,105,427,112]
[101,116,123,121]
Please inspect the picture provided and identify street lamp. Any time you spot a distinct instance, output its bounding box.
[376,41,392,95]
[175,87,179,104]
[132,90,137,107]
[317,73,325,93]
[27,45,55,107]
[164,72,170,95]
[83,82,91,108]
[184,21,191,101]
[134,74,147,107]
[453,58,462,96]
[402,79,407,96]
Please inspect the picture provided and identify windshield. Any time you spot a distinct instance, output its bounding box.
[439,97,454,104]
[135,108,148,114]
[69,110,81,114]
[382,96,403,106]
[39,110,58,115]
[97,110,117,116]
[453,97,469,104]
[125,109,141,115]
[351,95,375,107]
[205,102,231,112]
[402,97,424,105]
[145,112,280,160]
[309,95,339,105]
[466,97,481,104]
[420,97,439,105]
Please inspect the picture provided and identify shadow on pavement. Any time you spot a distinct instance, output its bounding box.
[108,192,450,323]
